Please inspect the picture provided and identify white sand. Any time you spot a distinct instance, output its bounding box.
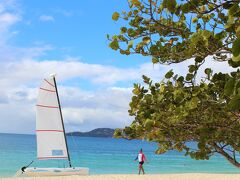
[1,174,240,180]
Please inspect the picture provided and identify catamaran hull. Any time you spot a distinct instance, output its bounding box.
[15,167,89,177]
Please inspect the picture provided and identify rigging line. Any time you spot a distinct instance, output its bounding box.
[70,134,81,159]
[67,128,82,165]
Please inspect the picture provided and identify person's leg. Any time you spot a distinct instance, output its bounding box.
[138,164,141,174]
[142,166,145,174]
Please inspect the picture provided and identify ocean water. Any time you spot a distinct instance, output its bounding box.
[0,133,240,177]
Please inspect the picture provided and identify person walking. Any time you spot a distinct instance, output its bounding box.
[134,148,147,175]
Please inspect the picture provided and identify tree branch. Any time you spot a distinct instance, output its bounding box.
[213,143,240,168]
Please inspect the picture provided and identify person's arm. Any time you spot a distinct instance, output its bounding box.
[134,155,138,161]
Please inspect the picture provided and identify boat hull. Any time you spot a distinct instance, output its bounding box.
[15,167,89,177]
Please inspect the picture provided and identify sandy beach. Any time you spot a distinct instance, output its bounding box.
[1,174,240,180]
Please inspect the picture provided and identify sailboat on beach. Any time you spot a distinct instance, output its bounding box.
[16,75,89,176]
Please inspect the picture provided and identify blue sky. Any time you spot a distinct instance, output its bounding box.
[13,0,149,67]
[0,0,233,134]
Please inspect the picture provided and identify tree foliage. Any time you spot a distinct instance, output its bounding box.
[109,0,240,65]
[109,0,240,167]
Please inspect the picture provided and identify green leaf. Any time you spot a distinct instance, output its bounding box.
[165,70,174,79]
[142,36,151,44]
[155,148,167,154]
[188,65,197,73]
[228,95,240,110]
[204,68,212,76]
[232,38,240,57]
[236,81,240,91]
[125,50,130,55]
[192,17,198,23]
[114,128,122,138]
[163,0,177,13]
[186,73,194,81]
[181,3,190,13]
[214,31,226,40]
[144,119,154,130]
[112,12,119,21]
[224,78,235,96]
[228,59,240,67]
[124,127,133,135]
[160,84,165,93]
[223,2,233,9]
[232,54,240,62]
[225,16,235,32]
[188,97,199,110]
[127,28,137,37]
[120,27,127,33]
[132,0,141,6]
[132,86,141,95]
[229,4,239,16]
[236,26,240,37]
[142,75,150,84]
[109,40,119,50]
[152,57,159,64]
[177,76,184,82]
[202,30,212,39]
[195,56,204,63]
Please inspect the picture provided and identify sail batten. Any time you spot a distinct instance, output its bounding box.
[36,77,68,160]
[36,130,64,132]
[38,157,68,160]
[36,105,59,108]
[40,87,56,92]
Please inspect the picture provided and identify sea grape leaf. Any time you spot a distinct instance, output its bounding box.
[224,78,235,96]
[232,38,240,57]
[165,70,174,79]
[112,12,119,21]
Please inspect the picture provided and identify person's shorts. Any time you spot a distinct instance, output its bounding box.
[139,161,144,165]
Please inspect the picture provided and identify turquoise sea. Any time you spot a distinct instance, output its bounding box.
[0,133,239,177]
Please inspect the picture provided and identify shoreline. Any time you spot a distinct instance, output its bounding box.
[2,173,240,180]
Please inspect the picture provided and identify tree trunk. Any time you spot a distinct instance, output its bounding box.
[213,143,240,168]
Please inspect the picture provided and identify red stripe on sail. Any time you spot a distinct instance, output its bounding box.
[36,104,59,108]
[38,157,68,159]
[36,130,64,132]
[44,79,55,87]
[40,87,56,92]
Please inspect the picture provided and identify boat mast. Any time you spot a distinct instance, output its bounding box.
[53,76,72,168]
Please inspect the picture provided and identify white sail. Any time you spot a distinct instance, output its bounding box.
[36,77,68,160]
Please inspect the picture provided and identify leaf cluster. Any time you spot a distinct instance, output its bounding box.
[109,0,240,65]
[115,69,240,162]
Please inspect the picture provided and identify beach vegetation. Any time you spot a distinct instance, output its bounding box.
[109,0,240,168]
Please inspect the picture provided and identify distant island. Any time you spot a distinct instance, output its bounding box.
[67,128,115,138]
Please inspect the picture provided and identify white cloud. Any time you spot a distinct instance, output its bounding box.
[0,57,236,134]
[54,8,73,17]
[63,107,131,131]
[0,12,19,25]
[0,0,237,135]
[0,59,138,86]
[0,0,21,43]
[39,15,55,22]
